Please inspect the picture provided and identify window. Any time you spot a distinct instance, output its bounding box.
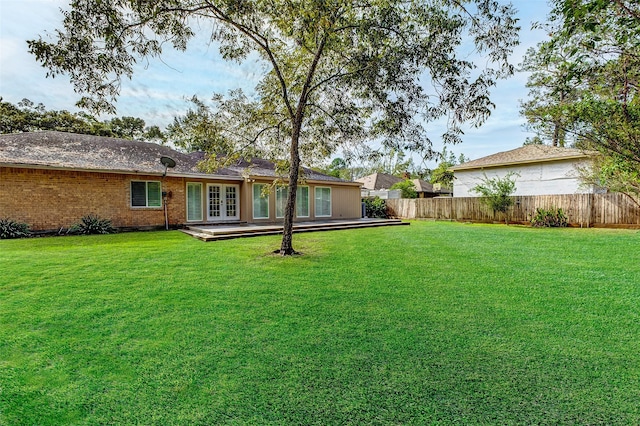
[276,186,309,218]
[186,183,203,221]
[253,183,269,219]
[131,181,162,207]
[296,186,309,218]
[276,186,287,218]
[314,187,331,217]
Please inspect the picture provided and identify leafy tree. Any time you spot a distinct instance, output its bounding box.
[109,116,146,140]
[521,1,640,192]
[390,179,418,199]
[519,39,586,147]
[142,125,167,144]
[0,99,30,133]
[0,98,165,141]
[578,154,640,199]
[430,147,467,188]
[322,157,350,179]
[28,0,519,255]
[166,96,233,154]
[472,172,518,224]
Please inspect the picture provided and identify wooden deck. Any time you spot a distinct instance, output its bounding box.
[181,219,408,241]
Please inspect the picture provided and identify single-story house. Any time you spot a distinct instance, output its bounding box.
[0,131,362,232]
[356,172,448,198]
[450,144,597,197]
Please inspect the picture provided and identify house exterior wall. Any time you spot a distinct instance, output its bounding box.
[329,184,362,219]
[246,179,362,223]
[0,166,187,231]
[0,166,362,231]
[452,159,594,197]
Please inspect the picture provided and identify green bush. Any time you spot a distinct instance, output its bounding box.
[70,214,117,235]
[530,207,568,227]
[472,172,518,224]
[0,218,31,239]
[363,197,387,218]
[390,179,417,198]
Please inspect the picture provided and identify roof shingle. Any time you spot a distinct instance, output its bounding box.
[451,145,592,171]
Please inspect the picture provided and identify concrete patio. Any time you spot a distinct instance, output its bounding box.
[181,218,408,241]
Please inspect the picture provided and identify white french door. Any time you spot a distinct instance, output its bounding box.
[207,184,239,221]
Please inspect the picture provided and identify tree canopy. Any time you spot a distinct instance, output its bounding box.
[520,0,640,194]
[29,0,519,254]
[0,98,164,142]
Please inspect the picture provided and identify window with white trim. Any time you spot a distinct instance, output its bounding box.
[253,183,269,219]
[131,181,162,207]
[186,182,203,221]
[314,187,331,217]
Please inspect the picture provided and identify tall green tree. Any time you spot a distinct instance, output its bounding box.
[28,0,519,255]
[521,1,640,192]
[430,146,467,188]
[519,40,587,147]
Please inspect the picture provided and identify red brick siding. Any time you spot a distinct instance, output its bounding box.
[0,167,187,231]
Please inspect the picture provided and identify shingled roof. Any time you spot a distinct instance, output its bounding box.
[0,131,346,182]
[189,151,346,182]
[355,172,404,190]
[451,145,592,171]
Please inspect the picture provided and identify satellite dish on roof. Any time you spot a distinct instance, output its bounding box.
[160,156,176,178]
[160,156,176,168]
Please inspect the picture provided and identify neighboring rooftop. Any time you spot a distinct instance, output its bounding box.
[451,145,592,171]
[0,131,347,182]
[355,172,404,190]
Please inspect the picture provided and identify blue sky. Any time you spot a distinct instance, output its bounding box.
[0,0,551,166]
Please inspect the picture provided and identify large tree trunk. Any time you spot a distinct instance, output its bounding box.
[279,122,302,255]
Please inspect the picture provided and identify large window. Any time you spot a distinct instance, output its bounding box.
[186,182,203,221]
[276,186,310,218]
[314,187,331,217]
[131,181,162,207]
[253,183,269,219]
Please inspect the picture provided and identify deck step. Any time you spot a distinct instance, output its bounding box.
[181,219,408,241]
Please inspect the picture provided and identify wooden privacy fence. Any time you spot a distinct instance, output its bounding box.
[386,193,640,227]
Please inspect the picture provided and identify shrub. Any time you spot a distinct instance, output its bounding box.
[0,218,31,239]
[530,207,568,227]
[70,214,117,235]
[363,197,387,218]
[472,172,518,224]
[390,179,417,198]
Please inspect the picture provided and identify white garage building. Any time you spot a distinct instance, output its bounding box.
[450,145,597,197]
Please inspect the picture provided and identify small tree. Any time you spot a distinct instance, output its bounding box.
[390,179,417,199]
[472,173,518,224]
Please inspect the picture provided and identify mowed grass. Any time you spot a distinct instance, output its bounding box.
[1,221,640,425]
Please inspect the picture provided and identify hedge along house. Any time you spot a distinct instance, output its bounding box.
[450,145,598,197]
[0,131,362,232]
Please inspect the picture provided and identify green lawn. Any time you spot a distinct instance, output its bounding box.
[1,221,640,425]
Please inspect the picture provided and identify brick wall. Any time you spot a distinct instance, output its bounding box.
[0,167,187,231]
